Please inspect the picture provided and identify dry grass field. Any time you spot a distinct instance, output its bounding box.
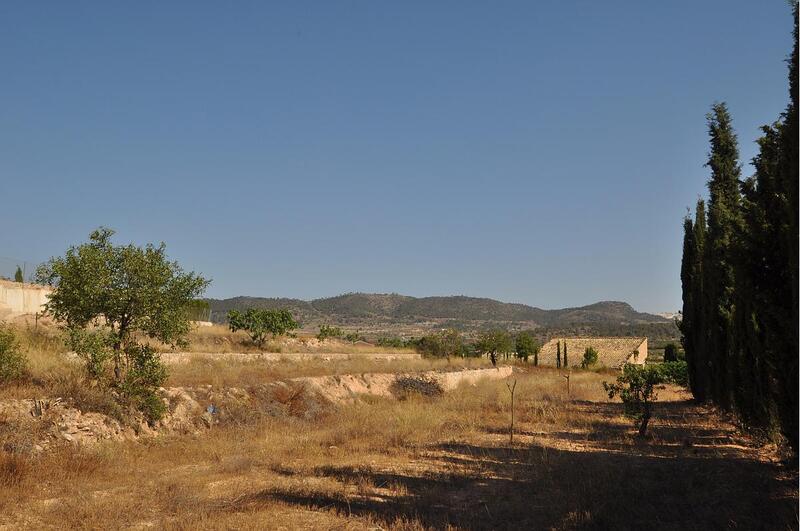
[0,322,796,530]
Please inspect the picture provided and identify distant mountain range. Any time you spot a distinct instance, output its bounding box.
[205,292,669,330]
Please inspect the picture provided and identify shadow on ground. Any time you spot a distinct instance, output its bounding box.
[223,399,798,530]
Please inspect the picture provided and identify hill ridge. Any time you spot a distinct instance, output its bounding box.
[205,292,667,328]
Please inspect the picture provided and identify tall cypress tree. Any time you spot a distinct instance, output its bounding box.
[739,125,782,429]
[681,199,708,401]
[703,102,742,410]
[776,3,798,453]
[556,341,561,368]
[681,5,798,452]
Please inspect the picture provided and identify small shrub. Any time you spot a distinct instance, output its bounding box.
[0,452,28,487]
[67,327,114,379]
[376,336,410,348]
[317,324,343,341]
[118,344,168,424]
[653,360,688,386]
[390,376,444,400]
[0,327,27,382]
[663,342,680,362]
[344,330,366,344]
[581,346,599,369]
[603,364,663,437]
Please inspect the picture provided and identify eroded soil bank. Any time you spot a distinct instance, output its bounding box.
[0,366,514,449]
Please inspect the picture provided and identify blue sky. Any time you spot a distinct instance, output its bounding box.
[0,1,793,312]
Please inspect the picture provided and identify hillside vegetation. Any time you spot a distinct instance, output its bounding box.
[206,293,668,330]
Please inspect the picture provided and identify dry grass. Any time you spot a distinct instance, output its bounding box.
[1,367,795,530]
[165,355,483,388]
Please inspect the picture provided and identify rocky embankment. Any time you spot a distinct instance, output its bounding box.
[0,366,514,450]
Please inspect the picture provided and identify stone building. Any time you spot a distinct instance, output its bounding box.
[537,337,648,368]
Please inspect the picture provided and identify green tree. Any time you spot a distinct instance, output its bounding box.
[703,102,743,409]
[679,6,799,451]
[0,326,27,382]
[514,332,537,363]
[581,346,598,369]
[317,324,343,341]
[680,199,708,400]
[663,343,679,363]
[603,364,663,437]
[556,341,561,368]
[439,328,463,360]
[228,308,298,346]
[476,329,512,367]
[14,266,23,283]
[35,228,208,422]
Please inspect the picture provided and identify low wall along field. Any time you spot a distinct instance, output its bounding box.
[0,280,51,320]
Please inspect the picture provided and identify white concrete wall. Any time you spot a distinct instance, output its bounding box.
[0,280,51,318]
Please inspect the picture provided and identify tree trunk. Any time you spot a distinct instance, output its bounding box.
[490,351,497,367]
[113,342,121,381]
[638,410,651,437]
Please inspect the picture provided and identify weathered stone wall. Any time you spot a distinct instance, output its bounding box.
[0,279,51,319]
[538,337,648,368]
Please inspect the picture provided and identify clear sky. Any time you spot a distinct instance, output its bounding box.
[0,1,793,312]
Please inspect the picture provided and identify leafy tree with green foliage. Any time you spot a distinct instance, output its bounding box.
[186,299,211,321]
[14,266,23,283]
[663,343,679,363]
[344,329,365,343]
[0,326,27,382]
[35,228,209,422]
[476,329,512,367]
[227,308,298,346]
[603,364,664,437]
[317,324,343,341]
[438,328,463,360]
[653,361,689,387]
[413,330,461,359]
[581,346,598,369]
[514,332,537,363]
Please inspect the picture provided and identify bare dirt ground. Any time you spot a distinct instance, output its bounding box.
[0,367,796,530]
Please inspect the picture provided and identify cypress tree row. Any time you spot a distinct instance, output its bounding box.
[680,5,798,452]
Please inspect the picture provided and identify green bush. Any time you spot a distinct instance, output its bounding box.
[376,336,412,348]
[228,308,299,346]
[603,364,664,437]
[515,332,538,362]
[0,327,27,382]
[663,342,679,362]
[119,344,168,424]
[581,346,599,369]
[344,330,366,344]
[653,361,689,386]
[317,324,343,341]
[67,327,114,379]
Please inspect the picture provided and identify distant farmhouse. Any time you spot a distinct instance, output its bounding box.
[538,337,648,368]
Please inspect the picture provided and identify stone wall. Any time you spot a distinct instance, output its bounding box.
[0,279,51,320]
